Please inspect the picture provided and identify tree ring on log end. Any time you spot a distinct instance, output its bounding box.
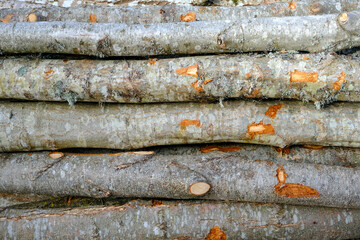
[189,182,211,196]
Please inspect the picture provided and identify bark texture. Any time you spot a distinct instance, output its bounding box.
[0,0,288,8]
[155,143,360,168]
[1,0,359,24]
[1,100,360,151]
[1,199,360,239]
[0,150,359,208]
[1,12,360,56]
[0,53,358,105]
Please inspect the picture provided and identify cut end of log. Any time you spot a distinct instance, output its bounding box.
[189,182,211,196]
[339,13,349,24]
[176,64,198,77]
[180,12,196,22]
[48,152,64,159]
[290,70,318,83]
[28,13,37,22]
[206,226,227,240]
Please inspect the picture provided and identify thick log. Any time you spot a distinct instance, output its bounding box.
[1,100,360,151]
[0,150,359,208]
[1,199,360,239]
[0,0,288,8]
[1,12,360,56]
[155,143,360,168]
[0,53,357,105]
[1,1,359,24]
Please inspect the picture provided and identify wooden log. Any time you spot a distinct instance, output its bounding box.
[155,143,360,168]
[0,53,357,105]
[0,0,289,8]
[1,100,360,151]
[1,0,359,24]
[0,150,359,208]
[2,143,359,207]
[1,199,360,239]
[1,12,360,56]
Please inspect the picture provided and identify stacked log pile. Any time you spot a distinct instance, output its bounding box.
[0,0,359,239]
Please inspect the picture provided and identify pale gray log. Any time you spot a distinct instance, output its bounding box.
[1,12,360,56]
[1,0,359,24]
[0,0,287,8]
[1,101,360,151]
[0,53,357,105]
[0,150,359,208]
[1,200,360,239]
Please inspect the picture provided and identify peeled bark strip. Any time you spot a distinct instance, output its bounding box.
[0,150,359,208]
[1,12,360,56]
[2,100,360,151]
[1,200,360,239]
[1,1,360,24]
[1,53,358,105]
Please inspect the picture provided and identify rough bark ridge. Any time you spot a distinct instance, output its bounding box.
[1,100,360,151]
[0,150,359,207]
[1,12,360,56]
[0,53,357,105]
[1,1,359,24]
[1,200,360,239]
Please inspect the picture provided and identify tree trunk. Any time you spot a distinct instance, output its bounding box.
[1,100,360,151]
[1,199,360,239]
[0,53,356,105]
[0,150,359,208]
[1,1,359,24]
[1,12,360,57]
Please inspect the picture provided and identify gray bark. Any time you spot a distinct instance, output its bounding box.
[1,12,360,56]
[155,143,360,168]
[1,199,360,239]
[1,100,360,151]
[0,0,288,8]
[0,150,359,208]
[1,0,360,24]
[0,53,358,105]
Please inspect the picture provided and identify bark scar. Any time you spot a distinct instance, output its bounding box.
[274,165,320,197]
